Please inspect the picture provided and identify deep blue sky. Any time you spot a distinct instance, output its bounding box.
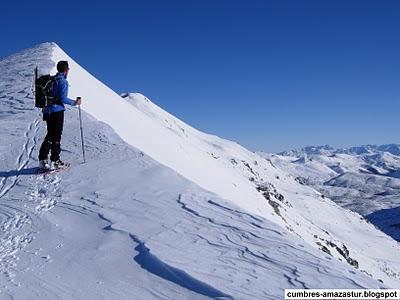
[1,0,399,152]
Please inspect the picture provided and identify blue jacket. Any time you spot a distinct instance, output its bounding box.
[43,72,76,114]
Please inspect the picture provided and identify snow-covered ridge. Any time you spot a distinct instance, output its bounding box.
[50,43,400,286]
[1,42,400,298]
[52,46,277,219]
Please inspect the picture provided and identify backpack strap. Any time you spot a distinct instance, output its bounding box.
[52,76,64,106]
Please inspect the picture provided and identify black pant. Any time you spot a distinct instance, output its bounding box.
[39,111,64,162]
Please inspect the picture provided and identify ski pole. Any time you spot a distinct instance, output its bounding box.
[77,98,86,163]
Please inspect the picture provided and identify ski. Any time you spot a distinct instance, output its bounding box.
[37,162,71,175]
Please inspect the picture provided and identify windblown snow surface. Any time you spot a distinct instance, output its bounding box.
[0,43,399,299]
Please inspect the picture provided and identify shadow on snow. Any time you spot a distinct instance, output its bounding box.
[129,234,233,299]
[0,167,39,178]
[367,206,400,242]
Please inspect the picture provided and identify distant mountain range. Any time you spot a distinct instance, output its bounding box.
[259,144,400,242]
[279,144,400,157]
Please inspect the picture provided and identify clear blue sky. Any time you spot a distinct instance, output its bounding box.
[1,0,399,152]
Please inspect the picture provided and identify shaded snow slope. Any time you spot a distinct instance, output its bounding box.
[0,43,400,298]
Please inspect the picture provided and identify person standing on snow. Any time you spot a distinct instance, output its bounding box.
[38,60,82,170]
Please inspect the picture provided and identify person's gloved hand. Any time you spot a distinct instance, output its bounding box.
[76,97,82,106]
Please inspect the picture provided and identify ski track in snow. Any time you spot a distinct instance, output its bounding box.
[0,99,40,200]
[0,43,60,291]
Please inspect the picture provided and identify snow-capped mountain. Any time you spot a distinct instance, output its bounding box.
[260,145,400,241]
[279,144,400,158]
[1,43,400,299]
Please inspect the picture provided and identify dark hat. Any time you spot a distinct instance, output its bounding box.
[57,61,69,73]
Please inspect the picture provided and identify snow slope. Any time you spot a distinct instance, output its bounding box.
[0,42,400,299]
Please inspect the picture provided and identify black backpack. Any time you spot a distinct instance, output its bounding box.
[34,67,61,108]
